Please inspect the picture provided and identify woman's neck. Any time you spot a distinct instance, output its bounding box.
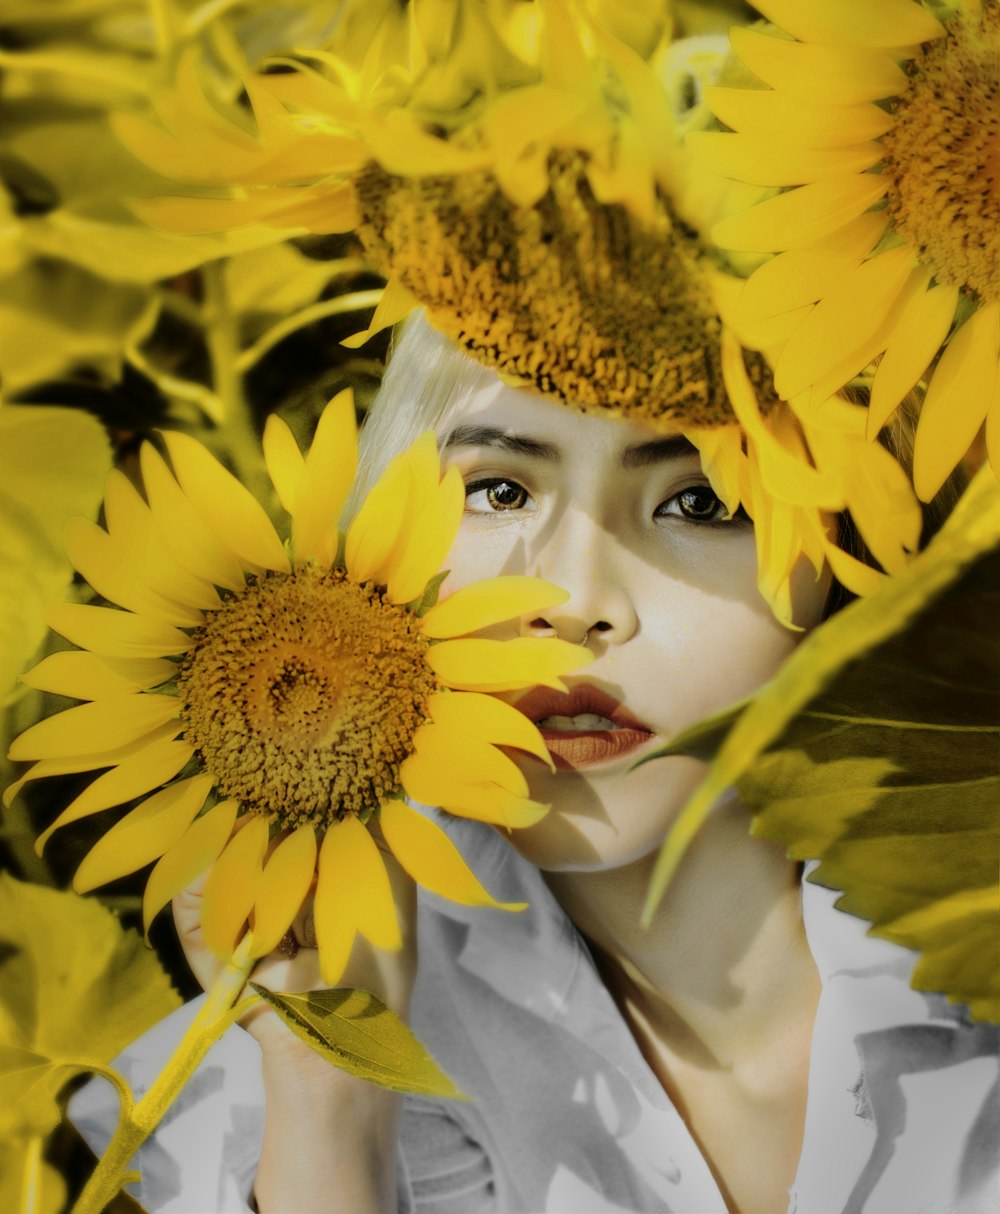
[542,798,820,1069]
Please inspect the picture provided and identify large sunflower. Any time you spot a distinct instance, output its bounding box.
[6,392,590,983]
[692,0,999,501]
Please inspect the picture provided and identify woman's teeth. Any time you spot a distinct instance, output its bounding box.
[537,713,623,732]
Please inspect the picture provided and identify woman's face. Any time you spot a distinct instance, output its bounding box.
[438,376,829,873]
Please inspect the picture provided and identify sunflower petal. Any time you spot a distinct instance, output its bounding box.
[2,723,183,807]
[728,26,907,105]
[399,753,550,828]
[8,694,181,760]
[774,246,916,400]
[427,691,553,769]
[688,131,881,189]
[705,88,893,150]
[73,774,213,894]
[914,304,1000,502]
[412,724,529,795]
[249,825,318,958]
[381,799,525,910]
[420,577,570,640]
[428,637,592,692]
[63,516,203,628]
[712,175,888,253]
[735,213,888,322]
[750,0,944,49]
[344,448,412,583]
[342,273,421,349]
[36,738,194,853]
[161,430,289,573]
[142,799,239,936]
[19,652,175,700]
[314,822,360,985]
[262,413,306,516]
[293,389,358,567]
[387,465,466,605]
[201,815,271,958]
[44,603,191,660]
[869,281,960,436]
[140,444,247,591]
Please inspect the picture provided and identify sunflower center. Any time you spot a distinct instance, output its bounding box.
[178,566,437,827]
[881,4,999,301]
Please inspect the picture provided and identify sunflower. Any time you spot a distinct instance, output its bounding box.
[6,392,590,983]
[691,0,1000,502]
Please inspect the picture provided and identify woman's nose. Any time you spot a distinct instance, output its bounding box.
[518,508,638,646]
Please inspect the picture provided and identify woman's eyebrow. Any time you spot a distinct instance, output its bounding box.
[442,424,561,461]
[621,434,699,469]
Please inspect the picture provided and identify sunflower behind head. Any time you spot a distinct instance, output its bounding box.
[6,392,591,983]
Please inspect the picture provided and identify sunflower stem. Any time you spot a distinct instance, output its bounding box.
[70,935,256,1214]
[201,259,271,504]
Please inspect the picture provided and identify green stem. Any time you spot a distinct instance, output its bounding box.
[70,936,255,1214]
[201,260,270,503]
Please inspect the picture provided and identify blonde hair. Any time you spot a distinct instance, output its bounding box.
[346,312,497,520]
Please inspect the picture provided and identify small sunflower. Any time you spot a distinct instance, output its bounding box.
[692,0,1000,501]
[6,392,590,983]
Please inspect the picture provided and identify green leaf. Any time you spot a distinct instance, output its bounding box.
[412,568,451,617]
[0,405,111,702]
[0,875,181,1137]
[250,984,467,1100]
[645,466,1000,1020]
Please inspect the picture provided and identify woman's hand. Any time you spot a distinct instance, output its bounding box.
[171,824,418,1214]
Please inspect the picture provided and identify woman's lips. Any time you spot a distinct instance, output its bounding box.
[512,684,655,771]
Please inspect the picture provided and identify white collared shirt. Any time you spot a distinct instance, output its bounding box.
[72,813,999,1213]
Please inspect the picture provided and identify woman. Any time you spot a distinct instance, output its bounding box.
[71,315,998,1214]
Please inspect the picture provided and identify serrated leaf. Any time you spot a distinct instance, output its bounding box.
[250,984,466,1099]
[647,466,1000,1020]
[0,875,181,1136]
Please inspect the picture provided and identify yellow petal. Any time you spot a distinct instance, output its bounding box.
[751,0,944,48]
[293,389,358,567]
[427,690,553,769]
[399,753,550,828]
[380,799,525,910]
[73,774,213,893]
[8,693,181,760]
[412,724,529,796]
[368,432,439,587]
[143,800,239,938]
[728,26,907,104]
[722,332,843,508]
[774,246,916,399]
[161,430,289,573]
[987,382,1000,485]
[313,822,358,985]
[420,576,570,640]
[735,212,888,322]
[712,175,888,253]
[342,273,420,348]
[2,723,182,808]
[140,443,247,591]
[262,412,306,516]
[428,637,592,692]
[344,447,412,583]
[44,603,192,659]
[36,737,194,853]
[249,825,318,958]
[914,304,999,502]
[19,652,175,700]
[101,470,222,614]
[387,466,466,605]
[202,815,270,958]
[688,131,881,188]
[823,537,887,597]
[705,87,893,149]
[869,281,959,436]
[64,516,204,628]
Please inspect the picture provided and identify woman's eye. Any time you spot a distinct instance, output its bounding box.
[656,485,733,523]
[465,478,531,513]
